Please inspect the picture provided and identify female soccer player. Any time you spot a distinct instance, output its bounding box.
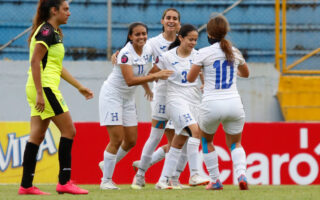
[131,9,209,189]
[150,24,207,189]
[20,0,93,195]
[187,15,250,190]
[99,22,173,190]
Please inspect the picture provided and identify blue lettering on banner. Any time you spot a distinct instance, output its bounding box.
[0,129,57,172]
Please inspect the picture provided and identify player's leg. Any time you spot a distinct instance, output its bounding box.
[201,130,223,190]
[132,119,166,189]
[156,134,188,189]
[100,125,125,190]
[19,116,51,195]
[224,97,248,190]
[186,123,209,186]
[51,111,88,194]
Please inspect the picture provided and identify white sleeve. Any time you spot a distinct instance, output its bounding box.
[192,50,204,66]
[155,54,166,70]
[234,48,246,65]
[117,50,133,65]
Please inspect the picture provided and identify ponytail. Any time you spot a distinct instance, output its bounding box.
[168,37,180,50]
[207,15,234,63]
[28,0,64,45]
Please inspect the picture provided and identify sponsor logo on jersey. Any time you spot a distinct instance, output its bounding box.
[171,61,179,65]
[121,55,129,63]
[41,27,50,36]
[160,46,167,50]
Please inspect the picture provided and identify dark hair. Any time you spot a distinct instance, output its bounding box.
[161,8,181,32]
[207,15,234,63]
[124,22,148,46]
[168,24,197,50]
[28,0,65,45]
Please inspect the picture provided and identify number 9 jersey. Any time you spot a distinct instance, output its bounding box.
[193,42,245,101]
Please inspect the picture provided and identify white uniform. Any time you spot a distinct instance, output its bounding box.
[148,34,174,128]
[99,42,153,126]
[157,47,201,135]
[193,42,246,134]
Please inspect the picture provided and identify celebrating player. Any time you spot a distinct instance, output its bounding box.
[187,15,250,190]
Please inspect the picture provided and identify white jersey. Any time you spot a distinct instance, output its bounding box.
[148,33,173,97]
[193,42,246,101]
[105,42,153,99]
[157,47,201,105]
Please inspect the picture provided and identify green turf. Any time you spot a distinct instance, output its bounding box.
[2,184,320,200]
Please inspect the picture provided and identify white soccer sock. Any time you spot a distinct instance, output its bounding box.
[173,141,188,178]
[187,137,201,177]
[198,150,209,177]
[138,127,164,176]
[150,147,166,165]
[102,151,116,182]
[231,147,247,178]
[203,151,220,182]
[116,146,127,163]
[159,147,182,181]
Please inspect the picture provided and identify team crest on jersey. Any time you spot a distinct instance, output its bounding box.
[121,55,128,63]
[41,27,51,36]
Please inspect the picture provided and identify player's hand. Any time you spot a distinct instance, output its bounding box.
[111,51,119,65]
[79,87,94,100]
[154,70,174,80]
[144,89,153,101]
[35,94,45,113]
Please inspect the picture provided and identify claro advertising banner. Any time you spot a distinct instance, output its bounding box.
[1,122,320,185]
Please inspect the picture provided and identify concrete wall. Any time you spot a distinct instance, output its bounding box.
[0,61,283,122]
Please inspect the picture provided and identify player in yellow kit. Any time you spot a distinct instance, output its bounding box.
[19,0,93,195]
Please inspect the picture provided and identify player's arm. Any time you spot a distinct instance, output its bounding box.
[120,64,173,86]
[30,43,48,112]
[61,67,94,99]
[187,64,202,83]
[237,63,249,78]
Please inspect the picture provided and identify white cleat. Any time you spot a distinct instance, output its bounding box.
[189,174,210,186]
[155,179,173,190]
[131,174,145,190]
[171,176,190,189]
[99,161,104,172]
[100,179,120,190]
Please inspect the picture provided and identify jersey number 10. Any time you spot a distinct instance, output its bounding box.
[213,60,234,89]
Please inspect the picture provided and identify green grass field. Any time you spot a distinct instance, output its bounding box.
[2,184,320,200]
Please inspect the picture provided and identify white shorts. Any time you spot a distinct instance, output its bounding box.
[99,83,137,126]
[165,119,174,130]
[167,99,198,136]
[199,97,245,135]
[151,96,168,121]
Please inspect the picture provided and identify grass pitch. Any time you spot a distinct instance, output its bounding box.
[2,184,320,200]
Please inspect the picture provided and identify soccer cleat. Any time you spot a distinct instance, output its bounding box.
[131,174,145,190]
[238,175,249,190]
[132,160,140,172]
[100,179,120,190]
[189,174,210,186]
[99,161,104,172]
[56,181,89,194]
[206,179,223,190]
[171,176,190,189]
[155,178,173,190]
[18,186,50,195]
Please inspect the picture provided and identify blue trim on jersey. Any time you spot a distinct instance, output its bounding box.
[155,121,166,129]
[231,143,236,151]
[201,137,209,154]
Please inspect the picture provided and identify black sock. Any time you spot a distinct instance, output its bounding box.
[21,142,39,188]
[58,137,73,185]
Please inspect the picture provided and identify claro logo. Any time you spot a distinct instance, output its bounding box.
[216,128,320,185]
[0,129,57,172]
